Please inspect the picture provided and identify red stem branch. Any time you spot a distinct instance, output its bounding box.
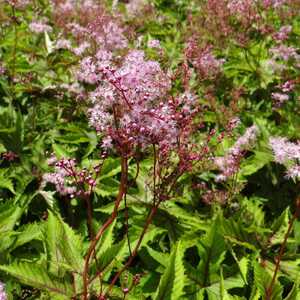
[105,201,160,297]
[265,198,300,300]
[81,156,128,300]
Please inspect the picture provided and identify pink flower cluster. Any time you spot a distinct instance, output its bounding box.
[263,0,287,8]
[84,49,194,153]
[42,156,100,196]
[186,42,225,79]
[269,137,300,163]
[51,1,128,54]
[227,0,254,17]
[271,92,289,106]
[5,0,29,9]
[271,79,295,107]
[148,39,161,49]
[269,137,300,179]
[273,25,292,41]
[270,45,300,61]
[51,0,100,27]
[29,21,52,33]
[0,282,6,300]
[202,189,228,205]
[43,158,77,196]
[214,125,259,181]
[279,80,295,93]
[85,19,128,51]
[126,0,148,17]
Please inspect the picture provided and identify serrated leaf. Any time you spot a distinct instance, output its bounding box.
[45,211,83,275]
[0,172,15,194]
[0,202,23,233]
[97,240,126,272]
[0,261,73,298]
[146,246,169,267]
[10,222,43,251]
[284,279,299,300]
[154,241,186,300]
[270,208,290,245]
[254,261,283,300]
[198,217,226,286]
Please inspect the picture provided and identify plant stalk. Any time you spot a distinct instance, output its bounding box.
[265,198,300,300]
[81,157,128,300]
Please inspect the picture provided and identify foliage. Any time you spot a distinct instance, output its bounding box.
[0,0,299,299]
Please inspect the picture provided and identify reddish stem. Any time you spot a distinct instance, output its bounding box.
[105,201,160,297]
[81,157,128,300]
[85,195,94,239]
[265,198,300,300]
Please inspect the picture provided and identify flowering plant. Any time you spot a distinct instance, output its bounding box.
[0,0,299,299]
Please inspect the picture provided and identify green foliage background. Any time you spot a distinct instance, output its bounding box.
[0,0,299,299]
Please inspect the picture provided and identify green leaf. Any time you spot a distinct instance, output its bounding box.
[240,151,273,177]
[96,240,126,272]
[146,246,169,267]
[52,143,71,158]
[0,107,24,153]
[198,217,226,286]
[38,190,59,210]
[0,170,15,194]
[284,280,299,300]
[270,208,290,245]
[0,261,73,298]
[154,241,186,300]
[254,261,283,300]
[45,211,83,275]
[10,222,43,251]
[0,202,23,233]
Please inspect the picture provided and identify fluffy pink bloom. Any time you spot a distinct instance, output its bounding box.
[230,125,259,155]
[86,50,177,151]
[55,38,72,50]
[86,19,128,51]
[227,0,253,15]
[273,25,292,41]
[77,57,98,84]
[43,158,77,196]
[270,45,300,61]
[51,1,128,53]
[263,0,287,8]
[285,165,300,179]
[279,80,294,93]
[72,42,90,56]
[148,39,161,49]
[269,137,300,164]
[6,0,29,8]
[186,42,225,78]
[215,125,259,181]
[84,48,200,157]
[270,137,300,180]
[271,92,289,106]
[29,21,52,33]
[126,0,147,17]
[43,157,99,196]
[0,281,7,300]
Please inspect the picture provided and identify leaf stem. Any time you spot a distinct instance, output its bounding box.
[105,201,160,297]
[265,198,300,300]
[81,156,128,300]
